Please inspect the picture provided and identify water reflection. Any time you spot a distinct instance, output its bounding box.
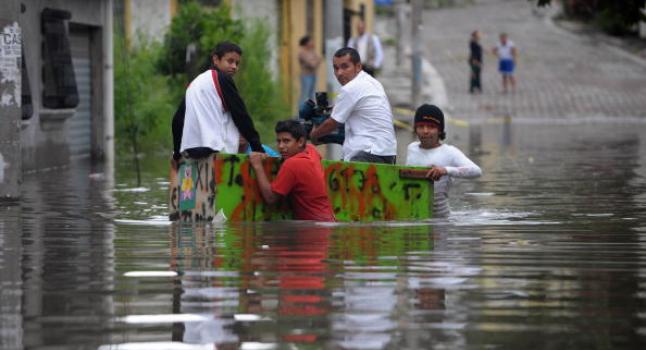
[2,123,646,349]
[2,159,116,349]
[164,222,434,348]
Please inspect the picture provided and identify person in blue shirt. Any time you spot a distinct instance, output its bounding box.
[238,136,279,157]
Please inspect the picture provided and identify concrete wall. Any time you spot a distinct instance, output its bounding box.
[231,0,281,81]
[19,0,113,172]
[0,1,22,200]
[125,0,176,45]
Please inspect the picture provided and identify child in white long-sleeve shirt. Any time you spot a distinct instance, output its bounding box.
[405,104,482,217]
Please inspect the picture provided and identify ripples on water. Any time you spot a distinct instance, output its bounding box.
[1,123,646,349]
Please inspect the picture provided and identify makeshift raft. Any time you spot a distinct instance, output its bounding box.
[169,153,433,222]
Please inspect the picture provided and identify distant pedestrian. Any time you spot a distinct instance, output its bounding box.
[492,33,517,93]
[469,30,483,93]
[298,35,322,108]
[347,19,383,77]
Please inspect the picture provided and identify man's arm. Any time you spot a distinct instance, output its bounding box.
[218,72,264,152]
[309,117,339,142]
[347,37,355,48]
[249,152,280,204]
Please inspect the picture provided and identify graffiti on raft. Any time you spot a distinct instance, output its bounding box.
[169,153,433,222]
[322,160,431,221]
[214,155,291,221]
[169,155,216,222]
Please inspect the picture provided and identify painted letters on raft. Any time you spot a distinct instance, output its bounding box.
[169,153,433,222]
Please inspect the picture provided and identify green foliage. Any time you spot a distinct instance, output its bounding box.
[535,0,646,36]
[235,20,290,143]
[114,34,174,153]
[158,1,243,93]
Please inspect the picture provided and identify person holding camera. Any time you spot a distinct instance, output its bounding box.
[249,120,335,222]
[309,47,397,164]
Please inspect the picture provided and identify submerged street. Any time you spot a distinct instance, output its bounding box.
[2,0,646,349]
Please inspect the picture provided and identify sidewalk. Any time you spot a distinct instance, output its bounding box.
[375,0,646,128]
[375,13,446,126]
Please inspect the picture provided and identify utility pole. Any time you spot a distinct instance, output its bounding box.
[324,0,344,160]
[0,0,22,200]
[324,0,343,96]
[411,0,423,108]
[394,0,409,66]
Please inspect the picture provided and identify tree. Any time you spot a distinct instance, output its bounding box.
[114,35,174,185]
[533,0,646,36]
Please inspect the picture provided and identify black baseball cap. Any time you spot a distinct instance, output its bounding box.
[414,104,444,131]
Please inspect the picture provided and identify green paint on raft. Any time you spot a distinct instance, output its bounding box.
[169,153,433,222]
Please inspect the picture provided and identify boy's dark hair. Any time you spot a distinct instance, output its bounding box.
[275,120,306,141]
[211,41,242,59]
[299,35,311,47]
[334,47,361,64]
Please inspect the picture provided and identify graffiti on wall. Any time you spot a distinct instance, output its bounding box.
[169,153,434,222]
[0,21,21,107]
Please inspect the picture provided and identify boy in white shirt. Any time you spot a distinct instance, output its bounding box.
[405,104,482,217]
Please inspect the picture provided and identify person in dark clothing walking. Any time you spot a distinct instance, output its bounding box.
[469,30,483,94]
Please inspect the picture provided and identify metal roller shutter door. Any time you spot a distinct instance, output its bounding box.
[67,26,92,157]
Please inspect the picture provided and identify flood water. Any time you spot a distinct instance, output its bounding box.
[2,122,646,349]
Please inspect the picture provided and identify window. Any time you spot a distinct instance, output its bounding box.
[41,8,78,109]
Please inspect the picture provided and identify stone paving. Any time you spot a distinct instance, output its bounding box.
[377,0,646,124]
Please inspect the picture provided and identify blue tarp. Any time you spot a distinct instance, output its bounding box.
[375,0,393,6]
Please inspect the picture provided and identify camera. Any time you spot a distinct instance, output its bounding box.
[298,92,345,145]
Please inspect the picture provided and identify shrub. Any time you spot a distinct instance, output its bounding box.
[114,34,174,153]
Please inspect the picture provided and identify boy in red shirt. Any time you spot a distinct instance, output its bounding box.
[249,120,335,221]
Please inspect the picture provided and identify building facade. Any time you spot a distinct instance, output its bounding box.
[0,0,114,199]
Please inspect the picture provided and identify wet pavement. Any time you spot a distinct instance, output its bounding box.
[377,0,646,123]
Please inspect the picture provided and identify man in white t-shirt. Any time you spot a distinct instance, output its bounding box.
[347,19,383,77]
[405,104,482,217]
[172,41,264,160]
[492,33,517,93]
[310,47,397,164]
